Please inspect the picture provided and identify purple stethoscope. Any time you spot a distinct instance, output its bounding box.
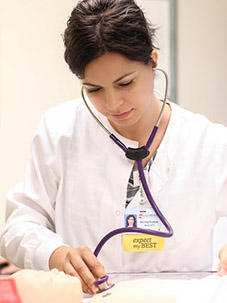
[81,68,173,293]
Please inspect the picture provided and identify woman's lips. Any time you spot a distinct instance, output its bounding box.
[111,109,133,120]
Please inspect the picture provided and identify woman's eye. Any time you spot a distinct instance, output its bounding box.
[87,87,101,93]
[119,80,133,87]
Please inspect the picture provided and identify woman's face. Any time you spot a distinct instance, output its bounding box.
[82,52,157,135]
[128,216,135,227]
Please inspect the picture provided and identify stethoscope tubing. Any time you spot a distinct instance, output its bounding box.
[93,147,173,257]
[81,67,173,257]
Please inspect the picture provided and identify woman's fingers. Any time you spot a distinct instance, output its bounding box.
[49,246,107,294]
[63,261,95,294]
[218,244,227,276]
[70,246,106,293]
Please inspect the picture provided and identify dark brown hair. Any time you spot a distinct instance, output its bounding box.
[64,0,158,78]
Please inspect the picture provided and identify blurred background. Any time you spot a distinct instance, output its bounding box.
[0,0,227,267]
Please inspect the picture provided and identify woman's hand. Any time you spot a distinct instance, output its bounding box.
[218,244,227,276]
[49,246,107,294]
[0,256,21,275]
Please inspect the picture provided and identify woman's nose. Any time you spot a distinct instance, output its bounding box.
[105,90,123,111]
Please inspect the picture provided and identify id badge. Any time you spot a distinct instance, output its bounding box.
[123,208,165,252]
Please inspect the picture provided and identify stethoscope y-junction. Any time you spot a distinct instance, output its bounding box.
[81,67,174,292]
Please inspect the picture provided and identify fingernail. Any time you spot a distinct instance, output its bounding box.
[219,268,227,276]
[91,285,99,294]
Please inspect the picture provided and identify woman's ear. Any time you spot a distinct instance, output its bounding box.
[150,50,158,68]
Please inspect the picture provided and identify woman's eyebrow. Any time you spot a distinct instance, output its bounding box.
[82,82,99,87]
[82,72,136,87]
[113,71,136,83]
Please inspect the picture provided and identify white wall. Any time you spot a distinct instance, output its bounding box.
[177,0,227,269]
[177,0,227,125]
[0,0,227,249]
[0,0,81,228]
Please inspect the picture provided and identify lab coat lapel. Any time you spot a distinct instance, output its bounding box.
[126,148,172,209]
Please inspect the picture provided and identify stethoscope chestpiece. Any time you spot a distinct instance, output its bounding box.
[94,275,115,293]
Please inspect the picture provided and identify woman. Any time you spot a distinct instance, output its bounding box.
[126,215,137,228]
[0,0,227,295]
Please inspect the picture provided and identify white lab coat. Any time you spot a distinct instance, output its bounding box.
[0,99,227,273]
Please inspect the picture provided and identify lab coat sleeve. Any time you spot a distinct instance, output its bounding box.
[0,111,67,270]
[214,123,227,217]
